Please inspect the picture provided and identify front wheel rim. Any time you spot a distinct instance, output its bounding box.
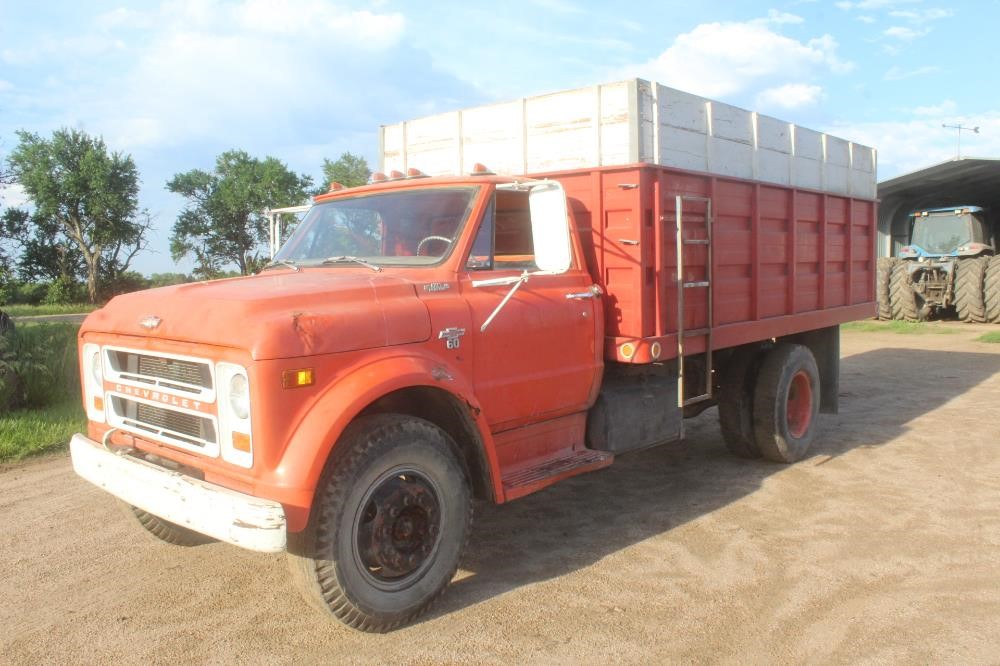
[786,370,813,439]
[352,467,443,592]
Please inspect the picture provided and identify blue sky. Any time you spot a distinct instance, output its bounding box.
[2,0,998,274]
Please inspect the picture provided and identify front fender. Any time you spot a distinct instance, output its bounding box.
[268,352,499,530]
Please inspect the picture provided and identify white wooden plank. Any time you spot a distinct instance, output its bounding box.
[380,78,877,199]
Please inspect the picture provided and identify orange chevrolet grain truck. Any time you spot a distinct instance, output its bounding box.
[71,80,877,632]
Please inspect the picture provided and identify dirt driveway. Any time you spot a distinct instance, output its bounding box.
[2,325,999,664]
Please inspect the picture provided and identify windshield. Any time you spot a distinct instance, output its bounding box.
[910,213,973,254]
[273,187,479,266]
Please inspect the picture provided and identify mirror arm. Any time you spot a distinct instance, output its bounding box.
[479,272,529,332]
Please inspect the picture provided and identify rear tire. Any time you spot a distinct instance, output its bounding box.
[752,344,820,464]
[889,260,919,322]
[876,257,896,320]
[717,347,762,458]
[954,257,988,323]
[124,504,215,547]
[287,414,471,633]
[982,256,1000,323]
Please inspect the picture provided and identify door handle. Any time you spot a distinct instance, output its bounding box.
[566,285,604,300]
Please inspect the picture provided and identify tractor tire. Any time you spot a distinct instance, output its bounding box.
[983,256,1000,323]
[717,347,762,459]
[889,260,919,322]
[953,257,988,323]
[752,344,821,464]
[286,414,472,633]
[875,257,897,320]
[123,504,216,547]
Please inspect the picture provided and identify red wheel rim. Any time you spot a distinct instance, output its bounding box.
[786,370,813,438]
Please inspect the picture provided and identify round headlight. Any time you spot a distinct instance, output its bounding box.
[91,351,103,386]
[228,373,250,420]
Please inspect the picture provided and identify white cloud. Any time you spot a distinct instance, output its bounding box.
[829,112,1000,178]
[0,183,29,209]
[39,1,422,152]
[620,20,851,99]
[888,8,953,22]
[884,25,929,40]
[884,65,941,80]
[837,0,920,10]
[0,80,12,92]
[857,15,876,23]
[756,83,824,110]
[755,9,805,25]
[912,100,957,116]
[529,0,586,14]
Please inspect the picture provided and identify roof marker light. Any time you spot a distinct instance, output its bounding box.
[328,181,345,191]
[369,172,387,183]
[471,163,495,175]
[406,168,427,178]
[389,170,405,179]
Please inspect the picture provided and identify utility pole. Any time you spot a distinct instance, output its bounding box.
[942,123,980,158]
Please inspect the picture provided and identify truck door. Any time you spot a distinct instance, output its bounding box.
[461,188,602,431]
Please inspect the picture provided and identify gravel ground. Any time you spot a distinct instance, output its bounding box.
[2,324,999,664]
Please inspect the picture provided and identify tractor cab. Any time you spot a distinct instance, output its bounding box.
[901,206,993,259]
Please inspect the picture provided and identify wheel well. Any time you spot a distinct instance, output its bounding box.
[358,386,493,501]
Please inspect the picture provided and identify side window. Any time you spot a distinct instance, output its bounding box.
[466,190,537,271]
[466,198,494,270]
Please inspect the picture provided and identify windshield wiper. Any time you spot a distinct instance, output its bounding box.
[261,259,300,272]
[322,255,382,272]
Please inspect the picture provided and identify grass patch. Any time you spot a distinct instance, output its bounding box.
[841,320,961,335]
[0,399,85,462]
[3,303,98,317]
[0,322,82,461]
[1,323,81,408]
[975,331,1000,343]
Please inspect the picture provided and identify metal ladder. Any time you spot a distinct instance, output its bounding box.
[675,195,714,415]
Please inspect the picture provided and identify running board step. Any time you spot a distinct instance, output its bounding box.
[502,449,613,501]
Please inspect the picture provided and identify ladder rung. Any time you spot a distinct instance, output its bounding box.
[683,281,710,288]
[683,239,710,245]
[683,328,710,337]
[683,394,714,407]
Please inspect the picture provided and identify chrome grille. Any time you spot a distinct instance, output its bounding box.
[106,349,213,396]
[109,396,218,452]
[137,355,208,387]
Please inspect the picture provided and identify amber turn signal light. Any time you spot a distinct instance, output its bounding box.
[282,368,315,389]
[231,432,252,453]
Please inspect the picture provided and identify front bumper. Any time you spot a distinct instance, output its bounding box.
[70,434,286,553]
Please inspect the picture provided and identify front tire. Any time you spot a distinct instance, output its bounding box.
[876,257,897,320]
[984,256,1000,323]
[752,344,820,464]
[889,260,919,322]
[954,257,988,322]
[287,414,472,632]
[124,504,215,547]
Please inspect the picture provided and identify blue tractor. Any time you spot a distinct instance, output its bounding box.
[876,206,996,322]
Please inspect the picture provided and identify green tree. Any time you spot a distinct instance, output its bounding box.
[317,151,371,193]
[5,129,151,303]
[168,150,312,276]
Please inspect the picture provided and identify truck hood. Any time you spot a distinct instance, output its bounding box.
[81,271,432,360]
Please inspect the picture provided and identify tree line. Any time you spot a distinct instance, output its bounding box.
[0,128,371,304]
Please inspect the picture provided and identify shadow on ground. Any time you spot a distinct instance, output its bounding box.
[429,347,1000,619]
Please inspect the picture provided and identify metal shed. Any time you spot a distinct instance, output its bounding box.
[878,157,1000,256]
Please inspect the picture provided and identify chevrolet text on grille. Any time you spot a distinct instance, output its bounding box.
[114,384,205,411]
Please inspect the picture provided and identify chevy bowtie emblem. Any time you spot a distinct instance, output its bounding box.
[139,315,162,330]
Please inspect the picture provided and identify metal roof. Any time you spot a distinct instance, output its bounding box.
[879,157,1000,211]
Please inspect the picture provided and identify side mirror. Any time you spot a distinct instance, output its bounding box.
[529,181,572,274]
